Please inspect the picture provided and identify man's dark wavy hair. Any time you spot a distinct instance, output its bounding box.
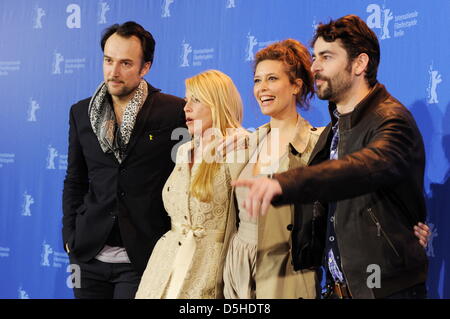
[311,15,380,87]
[101,21,155,66]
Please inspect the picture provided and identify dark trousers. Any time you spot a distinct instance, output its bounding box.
[385,283,427,299]
[69,255,141,299]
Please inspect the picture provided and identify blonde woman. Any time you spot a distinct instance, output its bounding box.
[135,70,245,299]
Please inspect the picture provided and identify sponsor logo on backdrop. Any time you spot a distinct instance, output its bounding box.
[162,0,174,18]
[22,191,34,217]
[66,3,81,28]
[46,145,67,170]
[0,153,15,168]
[33,5,46,29]
[52,51,86,75]
[40,241,70,268]
[426,223,438,258]
[366,4,419,39]
[0,247,10,258]
[18,286,30,299]
[427,63,443,105]
[179,40,214,67]
[98,1,110,24]
[226,0,236,8]
[0,61,21,76]
[27,98,40,122]
[245,32,277,61]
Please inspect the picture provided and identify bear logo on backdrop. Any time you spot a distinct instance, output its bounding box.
[180,40,192,67]
[98,1,110,25]
[162,0,174,18]
[40,241,53,267]
[245,33,258,61]
[46,145,58,170]
[226,0,236,9]
[179,41,214,67]
[52,52,64,75]
[366,3,419,39]
[27,98,40,122]
[21,191,34,217]
[366,4,394,39]
[427,63,443,105]
[245,32,277,62]
[18,286,30,299]
[312,17,320,31]
[33,6,46,29]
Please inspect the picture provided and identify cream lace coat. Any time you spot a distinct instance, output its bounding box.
[135,141,237,299]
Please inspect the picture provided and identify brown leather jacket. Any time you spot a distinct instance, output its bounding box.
[273,83,428,298]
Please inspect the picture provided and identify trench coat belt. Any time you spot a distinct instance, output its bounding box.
[164,223,225,298]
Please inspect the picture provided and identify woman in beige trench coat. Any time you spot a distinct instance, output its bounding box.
[222,39,323,299]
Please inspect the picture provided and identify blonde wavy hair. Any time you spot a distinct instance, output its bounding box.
[186,69,243,202]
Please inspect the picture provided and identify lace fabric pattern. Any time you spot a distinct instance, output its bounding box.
[135,142,231,299]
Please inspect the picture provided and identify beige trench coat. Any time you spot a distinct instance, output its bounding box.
[225,114,325,298]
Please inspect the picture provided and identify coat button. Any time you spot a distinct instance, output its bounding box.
[287,224,293,231]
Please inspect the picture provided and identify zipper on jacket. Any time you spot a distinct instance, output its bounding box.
[311,201,319,251]
[333,210,354,297]
[367,207,400,258]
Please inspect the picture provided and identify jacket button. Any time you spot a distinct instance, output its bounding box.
[119,192,125,197]
[287,224,293,231]
[310,127,317,131]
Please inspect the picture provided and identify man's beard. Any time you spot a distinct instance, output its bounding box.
[315,64,352,102]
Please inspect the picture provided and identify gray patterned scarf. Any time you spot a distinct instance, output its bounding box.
[88,80,148,163]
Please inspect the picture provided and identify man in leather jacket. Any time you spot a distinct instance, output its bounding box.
[233,15,428,299]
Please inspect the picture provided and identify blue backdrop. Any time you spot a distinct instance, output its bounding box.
[0,0,448,299]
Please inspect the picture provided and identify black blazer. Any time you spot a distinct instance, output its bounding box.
[62,83,186,274]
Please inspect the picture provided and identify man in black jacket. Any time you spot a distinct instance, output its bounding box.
[233,15,428,299]
[62,21,186,298]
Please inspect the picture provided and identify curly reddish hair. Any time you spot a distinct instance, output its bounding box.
[254,39,315,110]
